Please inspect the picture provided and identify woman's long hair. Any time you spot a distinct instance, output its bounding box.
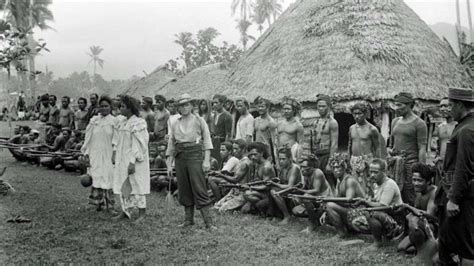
[119,95,142,117]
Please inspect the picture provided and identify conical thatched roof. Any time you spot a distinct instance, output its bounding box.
[224,0,471,103]
[159,63,230,99]
[123,66,178,98]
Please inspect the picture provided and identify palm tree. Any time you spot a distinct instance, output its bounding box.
[174,32,195,70]
[236,19,255,50]
[231,0,252,22]
[2,0,53,98]
[87,45,104,77]
[251,0,266,36]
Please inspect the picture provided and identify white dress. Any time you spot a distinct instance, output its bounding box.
[81,114,115,189]
[113,115,150,214]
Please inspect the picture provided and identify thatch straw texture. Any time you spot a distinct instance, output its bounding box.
[224,0,471,102]
[159,63,229,99]
[123,66,178,98]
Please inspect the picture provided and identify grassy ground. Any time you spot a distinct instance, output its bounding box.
[0,121,415,264]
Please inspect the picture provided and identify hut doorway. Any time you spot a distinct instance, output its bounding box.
[334,113,355,152]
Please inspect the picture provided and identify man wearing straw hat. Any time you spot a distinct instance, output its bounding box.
[437,87,474,265]
[166,93,216,230]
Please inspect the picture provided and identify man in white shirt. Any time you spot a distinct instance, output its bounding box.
[209,141,240,200]
[235,96,254,143]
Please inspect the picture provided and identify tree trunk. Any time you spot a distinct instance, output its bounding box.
[27,34,37,100]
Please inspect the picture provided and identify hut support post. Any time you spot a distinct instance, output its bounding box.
[380,111,391,146]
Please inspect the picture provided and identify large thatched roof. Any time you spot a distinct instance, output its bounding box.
[159,63,229,99]
[123,66,178,98]
[224,0,471,103]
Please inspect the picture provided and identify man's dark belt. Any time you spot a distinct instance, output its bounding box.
[176,142,202,148]
[314,148,330,156]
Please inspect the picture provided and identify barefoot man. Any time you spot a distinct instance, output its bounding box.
[348,103,381,197]
[277,97,304,163]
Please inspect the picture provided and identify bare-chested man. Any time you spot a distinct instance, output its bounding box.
[295,155,333,233]
[311,94,339,187]
[75,97,88,131]
[397,163,437,263]
[58,96,75,129]
[268,147,302,224]
[324,153,366,237]
[277,97,304,162]
[253,97,278,165]
[141,97,155,135]
[153,94,170,142]
[348,103,381,197]
[241,142,276,215]
[432,98,457,185]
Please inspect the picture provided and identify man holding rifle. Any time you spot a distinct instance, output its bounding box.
[241,142,276,215]
[292,155,332,233]
[213,139,253,212]
[314,159,403,248]
[268,147,302,225]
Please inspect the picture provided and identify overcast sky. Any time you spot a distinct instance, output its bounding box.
[34,0,474,80]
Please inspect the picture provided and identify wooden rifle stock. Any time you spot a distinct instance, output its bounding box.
[274,183,303,195]
[286,194,358,204]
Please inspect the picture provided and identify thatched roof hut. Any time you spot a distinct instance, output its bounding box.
[224,0,471,104]
[123,66,178,98]
[158,63,230,99]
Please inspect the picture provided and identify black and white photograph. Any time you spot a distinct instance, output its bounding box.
[0,0,473,264]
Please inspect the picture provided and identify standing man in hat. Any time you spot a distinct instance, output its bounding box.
[390,92,427,206]
[438,87,474,265]
[166,93,216,230]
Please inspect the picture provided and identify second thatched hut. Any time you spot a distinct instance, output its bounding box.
[223,0,471,150]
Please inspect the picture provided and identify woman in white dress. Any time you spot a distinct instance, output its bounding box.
[81,95,116,211]
[112,95,150,222]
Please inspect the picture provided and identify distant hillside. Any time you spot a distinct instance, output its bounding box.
[430,22,470,55]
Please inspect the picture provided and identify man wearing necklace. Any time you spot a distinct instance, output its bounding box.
[311,94,339,188]
[277,97,304,163]
[348,103,381,198]
[390,92,427,206]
